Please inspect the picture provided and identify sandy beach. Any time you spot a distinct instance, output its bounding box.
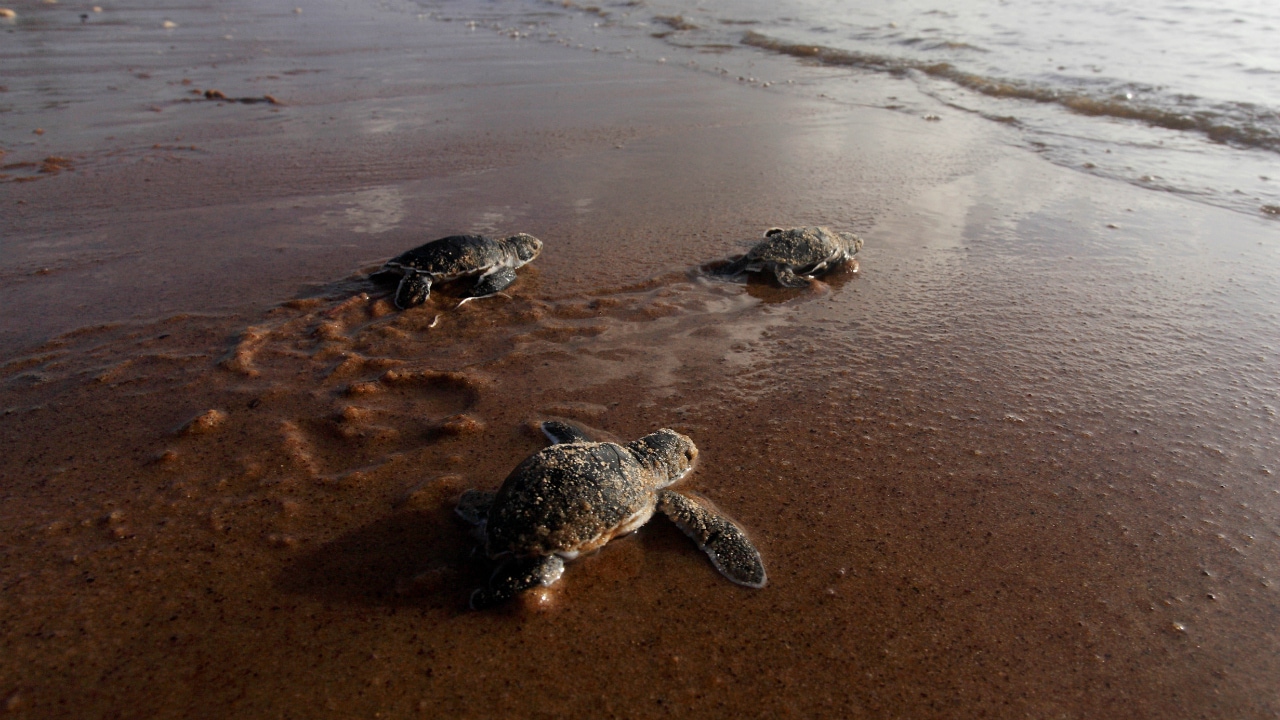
[3,0,1279,717]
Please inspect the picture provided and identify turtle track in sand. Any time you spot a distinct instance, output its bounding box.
[0,268,819,612]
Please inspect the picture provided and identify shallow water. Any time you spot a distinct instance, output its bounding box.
[2,0,1280,716]
[422,0,1280,219]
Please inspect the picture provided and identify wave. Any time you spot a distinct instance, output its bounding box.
[740,31,1280,154]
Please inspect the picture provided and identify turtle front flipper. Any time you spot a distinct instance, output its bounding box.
[394,271,433,309]
[657,490,767,588]
[771,264,811,288]
[540,420,593,445]
[470,555,566,610]
[469,267,518,298]
[368,267,402,286]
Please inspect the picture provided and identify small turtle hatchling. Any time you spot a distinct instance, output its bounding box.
[455,421,767,609]
[373,233,542,309]
[717,226,862,287]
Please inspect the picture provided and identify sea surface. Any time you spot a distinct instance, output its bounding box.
[424,0,1280,218]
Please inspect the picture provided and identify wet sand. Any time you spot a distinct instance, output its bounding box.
[3,0,1280,717]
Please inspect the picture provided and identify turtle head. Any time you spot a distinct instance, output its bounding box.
[627,428,698,488]
[838,231,863,256]
[505,234,543,264]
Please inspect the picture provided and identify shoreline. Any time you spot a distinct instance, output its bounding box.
[3,0,1279,717]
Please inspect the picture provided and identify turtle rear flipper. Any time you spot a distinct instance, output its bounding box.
[470,555,565,610]
[657,490,767,588]
[713,255,751,279]
[394,271,433,309]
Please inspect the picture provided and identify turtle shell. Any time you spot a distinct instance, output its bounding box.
[746,227,856,267]
[485,442,654,557]
[386,235,506,277]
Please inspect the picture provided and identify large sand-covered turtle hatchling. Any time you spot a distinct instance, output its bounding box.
[455,421,767,609]
[717,226,863,287]
[373,233,542,309]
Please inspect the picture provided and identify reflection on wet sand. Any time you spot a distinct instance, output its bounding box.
[4,193,1278,713]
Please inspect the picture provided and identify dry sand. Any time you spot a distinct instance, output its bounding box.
[2,0,1279,717]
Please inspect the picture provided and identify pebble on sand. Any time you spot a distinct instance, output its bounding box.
[181,408,228,435]
[438,413,485,436]
[396,474,464,510]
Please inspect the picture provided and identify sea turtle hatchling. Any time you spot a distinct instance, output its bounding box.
[455,421,767,609]
[717,226,863,287]
[372,233,542,309]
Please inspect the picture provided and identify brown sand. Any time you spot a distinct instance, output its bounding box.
[2,0,1279,717]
